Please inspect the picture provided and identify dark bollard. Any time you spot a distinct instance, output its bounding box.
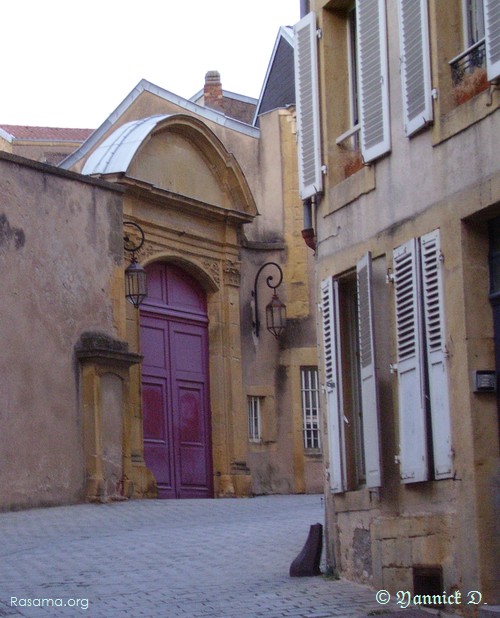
[289,522,323,577]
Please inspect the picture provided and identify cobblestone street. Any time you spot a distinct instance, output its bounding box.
[0,494,401,618]
[0,493,469,618]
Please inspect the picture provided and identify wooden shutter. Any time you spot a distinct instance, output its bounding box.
[294,12,323,199]
[356,0,391,162]
[420,230,453,479]
[394,239,428,483]
[398,0,433,136]
[485,0,500,80]
[321,277,345,493]
[356,253,382,488]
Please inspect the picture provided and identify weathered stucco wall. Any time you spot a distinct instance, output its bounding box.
[241,109,322,495]
[0,153,124,510]
[312,0,500,604]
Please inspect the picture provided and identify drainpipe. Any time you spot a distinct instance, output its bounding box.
[301,197,317,253]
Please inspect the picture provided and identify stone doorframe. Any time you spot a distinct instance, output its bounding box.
[125,251,252,498]
[75,332,142,502]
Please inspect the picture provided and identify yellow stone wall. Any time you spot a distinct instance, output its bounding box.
[241,108,323,495]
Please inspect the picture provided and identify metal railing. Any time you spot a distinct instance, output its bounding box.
[449,39,486,85]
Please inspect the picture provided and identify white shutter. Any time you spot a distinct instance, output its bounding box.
[398,0,433,136]
[294,12,323,199]
[321,277,346,493]
[356,253,382,488]
[485,0,500,80]
[356,0,391,162]
[420,230,453,479]
[394,239,428,483]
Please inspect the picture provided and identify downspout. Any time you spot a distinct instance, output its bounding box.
[301,197,317,253]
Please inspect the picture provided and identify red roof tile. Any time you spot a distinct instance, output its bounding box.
[0,125,94,141]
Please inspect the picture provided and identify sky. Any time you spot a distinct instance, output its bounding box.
[2,0,300,129]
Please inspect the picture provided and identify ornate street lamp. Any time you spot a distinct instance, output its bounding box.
[252,262,287,338]
[123,221,147,308]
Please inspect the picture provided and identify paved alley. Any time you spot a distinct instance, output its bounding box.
[0,494,400,617]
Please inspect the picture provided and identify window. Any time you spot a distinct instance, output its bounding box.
[293,11,323,199]
[451,0,486,84]
[451,0,500,85]
[393,230,453,483]
[247,396,261,442]
[356,0,391,162]
[336,5,362,177]
[301,367,321,450]
[465,0,485,47]
[348,7,359,131]
[398,0,434,135]
[321,253,382,493]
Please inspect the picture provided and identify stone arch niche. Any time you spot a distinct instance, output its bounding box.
[84,113,257,498]
[75,333,142,503]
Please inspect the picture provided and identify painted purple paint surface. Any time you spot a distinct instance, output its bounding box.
[140,263,212,499]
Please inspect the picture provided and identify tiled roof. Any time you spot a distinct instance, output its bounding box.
[0,125,94,141]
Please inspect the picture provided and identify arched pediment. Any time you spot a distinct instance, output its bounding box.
[82,114,257,217]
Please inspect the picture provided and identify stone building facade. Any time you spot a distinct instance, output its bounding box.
[61,68,322,500]
[1,37,323,510]
[294,0,500,609]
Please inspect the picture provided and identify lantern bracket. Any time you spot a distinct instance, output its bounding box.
[252,262,286,338]
[123,221,147,308]
[123,221,145,255]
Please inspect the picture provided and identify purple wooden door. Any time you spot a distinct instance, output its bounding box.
[140,262,213,499]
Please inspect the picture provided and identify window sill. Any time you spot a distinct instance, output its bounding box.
[332,486,377,512]
[433,84,500,147]
[326,164,376,215]
[304,449,323,459]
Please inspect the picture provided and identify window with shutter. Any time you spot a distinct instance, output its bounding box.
[393,231,454,484]
[398,0,433,136]
[485,0,500,80]
[321,267,383,493]
[294,12,323,199]
[394,239,429,483]
[420,231,453,479]
[321,278,345,493]
[356,0,391,162]
[357,253,382,488]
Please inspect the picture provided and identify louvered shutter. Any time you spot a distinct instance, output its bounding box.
[357,253,382,488]
[321,278,345,493]
[294,12,323,199]
[394,239,428,483]
[420,230,453,479]
[398,0,433,136]
[485,0,500,80]
[356,0,391,162]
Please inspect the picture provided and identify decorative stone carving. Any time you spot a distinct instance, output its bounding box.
[202,258,221,286]
[223,259,241,286]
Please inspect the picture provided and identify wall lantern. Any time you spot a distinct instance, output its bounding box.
[124,221,147,308]
[252,262,286,338]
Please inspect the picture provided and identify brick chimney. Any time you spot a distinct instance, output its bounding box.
[204,70,225,113]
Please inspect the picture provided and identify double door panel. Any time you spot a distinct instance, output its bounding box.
[141,314,212,498]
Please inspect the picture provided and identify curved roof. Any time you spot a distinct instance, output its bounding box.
[82,114,169,175]
[59,80,259,172]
